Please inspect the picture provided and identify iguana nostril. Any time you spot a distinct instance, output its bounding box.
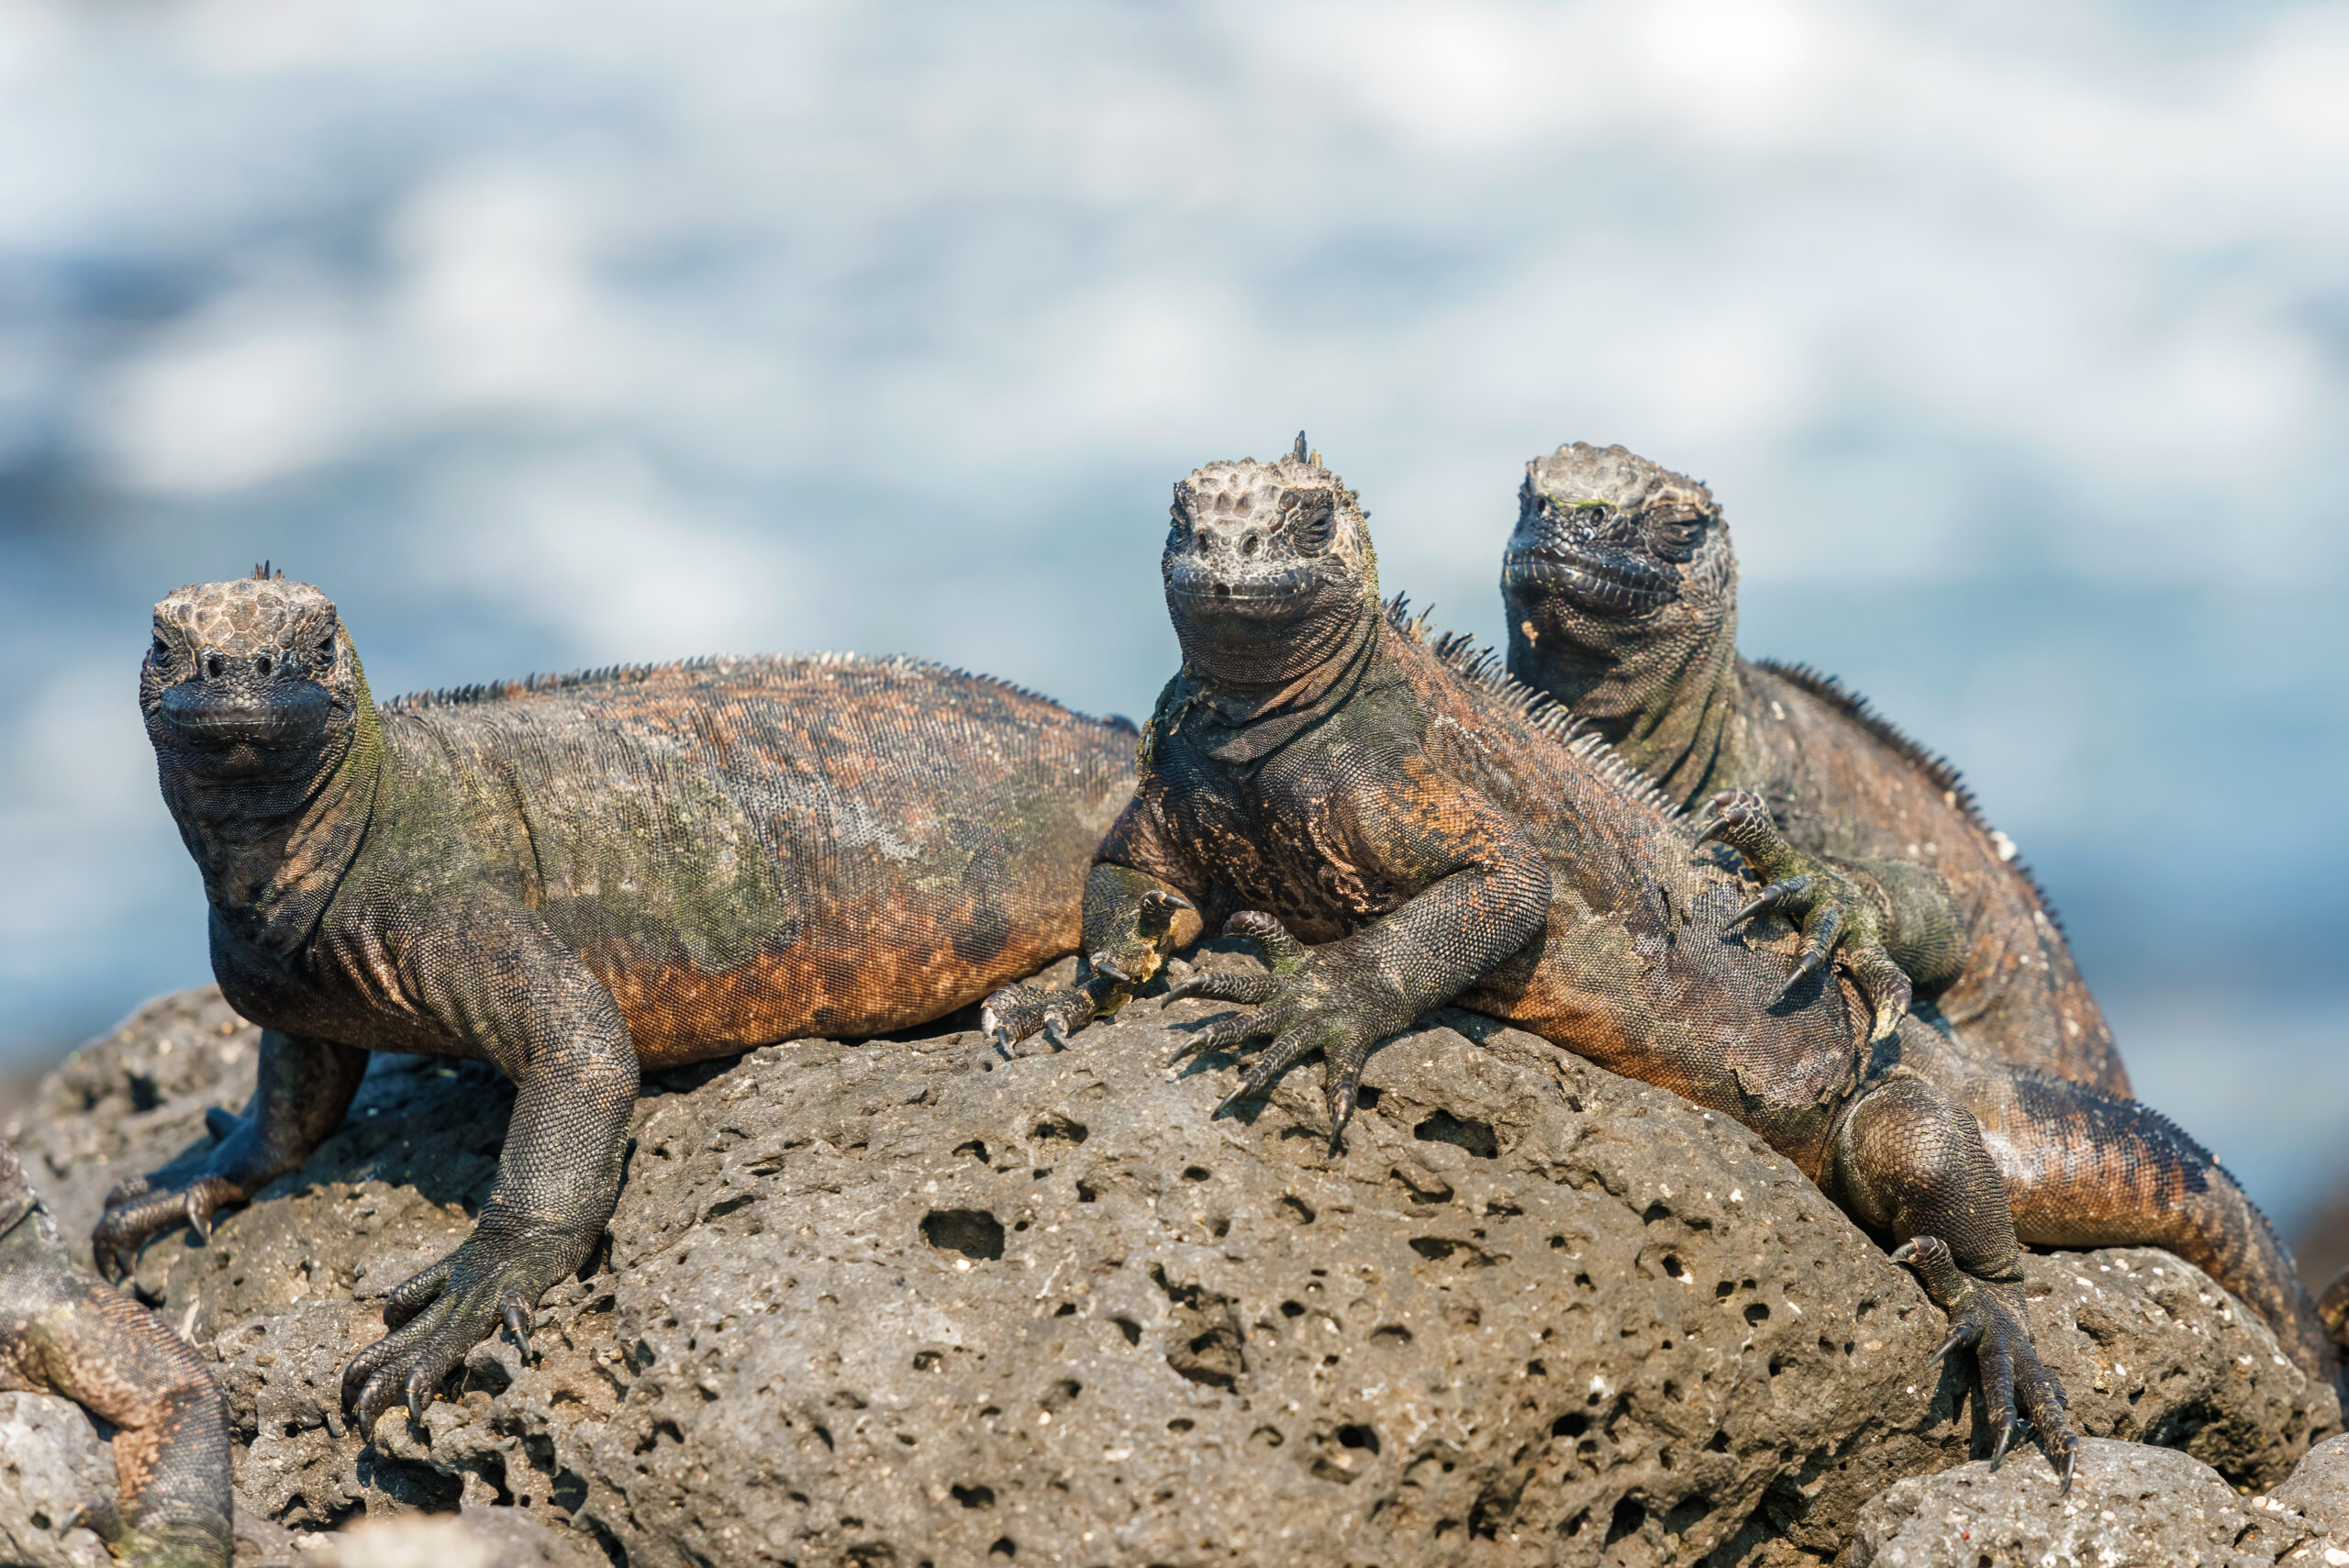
[1216,583,1231,598]
[1196,534,1210,555]
[1242,533,1259,557]
[203,653,225,681]
[255,655,273,677]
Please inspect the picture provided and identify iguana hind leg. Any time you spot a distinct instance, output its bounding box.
[1831,1069,2078,1485]
[1900,1036,2343,1394]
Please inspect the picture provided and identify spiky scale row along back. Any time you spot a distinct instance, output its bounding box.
[1382,595,1685,825]
[1752,658,2071,940]
[384,651,1119,732]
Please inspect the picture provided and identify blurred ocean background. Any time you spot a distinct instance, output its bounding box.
[2,3,2344,1249]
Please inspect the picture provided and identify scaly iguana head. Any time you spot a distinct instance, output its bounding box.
[1163,433,1379,685]
[141,565,367,784]
[1501,442,1735,713]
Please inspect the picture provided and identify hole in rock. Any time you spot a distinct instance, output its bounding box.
[921,1209,1005,1261]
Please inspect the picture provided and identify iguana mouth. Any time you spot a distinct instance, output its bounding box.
[1504,544,1676,617]
[156,687,333,752]
[1165,562,1322,616]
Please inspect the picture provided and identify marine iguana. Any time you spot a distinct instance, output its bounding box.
[106,569,1136,1433]
[983,438,2347,1479]
[1,1141,230,1568]
[1501,442,2128,1095]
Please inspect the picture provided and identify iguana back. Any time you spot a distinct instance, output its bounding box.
[379,654,1136,1057]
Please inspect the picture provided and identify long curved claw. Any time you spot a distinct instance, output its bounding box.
[1041,1016,1072,1051]
[345,1234,572,1435]
[503,1301,533,1361]
[1847,948,1914,1043]
[1728,875,1812,930]
[2059,1444,2079,1496]
[93,1173,247,1283]
[1768,903,1842,1005]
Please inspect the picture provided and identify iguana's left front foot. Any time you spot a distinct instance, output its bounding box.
[1895,1234,2078,1492]
[1696,789,1911,1041]
[981,888,1192,1054]
[1162,912,1418,1150]
[340,1218,585,1433]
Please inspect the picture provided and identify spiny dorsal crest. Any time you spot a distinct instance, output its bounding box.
[1384,595,1684,824]
[1525,441,1718,525]
[250,561,284,582]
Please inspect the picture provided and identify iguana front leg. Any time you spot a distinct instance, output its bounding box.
[1697,789,1964,1041]
[93,1029,369,1281]
[982,869,1197,1051]
[1831,1070,2077,1486]
[1163,782,1553,1147]
[339,903,639,1434]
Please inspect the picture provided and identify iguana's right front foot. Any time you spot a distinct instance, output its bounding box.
[981,888,1192,1053]
[92,1107,277,1282]
[1697,789,1912,1041]
[1895,1234,2078,1491]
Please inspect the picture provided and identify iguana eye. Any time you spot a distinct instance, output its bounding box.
[1646,508,1704,562]
[1286,493,1336,554]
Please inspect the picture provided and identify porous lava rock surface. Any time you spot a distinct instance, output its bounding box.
[1842,1436,2349,1568]
[4,970,2338,1567]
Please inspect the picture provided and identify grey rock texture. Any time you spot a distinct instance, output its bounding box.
[1842,1436,2349,1568]
[0,1391,117,1568]
[6,974,2339,1567]
[2274,1435,2349,1546]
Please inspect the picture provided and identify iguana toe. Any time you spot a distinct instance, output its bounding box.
[93,1173,248,1282]
[345,1230,576,1434]
[1895,1234,2076,1481]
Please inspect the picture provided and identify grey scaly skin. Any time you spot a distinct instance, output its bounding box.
[107,568,1135,1437]
[1502,442,2129,1095]
[0,1142,231,1568]
[986,435,2349,1482]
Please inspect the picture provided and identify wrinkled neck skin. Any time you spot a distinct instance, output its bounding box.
[1507,584,1743,806]
[1168,589,1384,764]
[154,666,386,960]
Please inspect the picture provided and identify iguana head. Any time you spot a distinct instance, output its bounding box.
[1502,442,1735,711]
[1163,433,1379,684]
[141,565,367,784]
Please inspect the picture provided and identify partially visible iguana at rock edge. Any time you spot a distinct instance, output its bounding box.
[1,1140,231,1568]
[102,569,1136,1434]
[984,437,2348,1483]
[1502,442,2127,1096]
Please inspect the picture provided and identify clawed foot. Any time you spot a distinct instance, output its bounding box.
[1894,1234,2078,1492]
[91,1108,258,1282]
[1697,789,1911,1042]
[1162,912,1412,1151]
[981,888,1193,1054]
[340,1225,573,1434]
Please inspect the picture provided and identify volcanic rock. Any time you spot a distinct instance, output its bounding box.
[5,973,2337,1566]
